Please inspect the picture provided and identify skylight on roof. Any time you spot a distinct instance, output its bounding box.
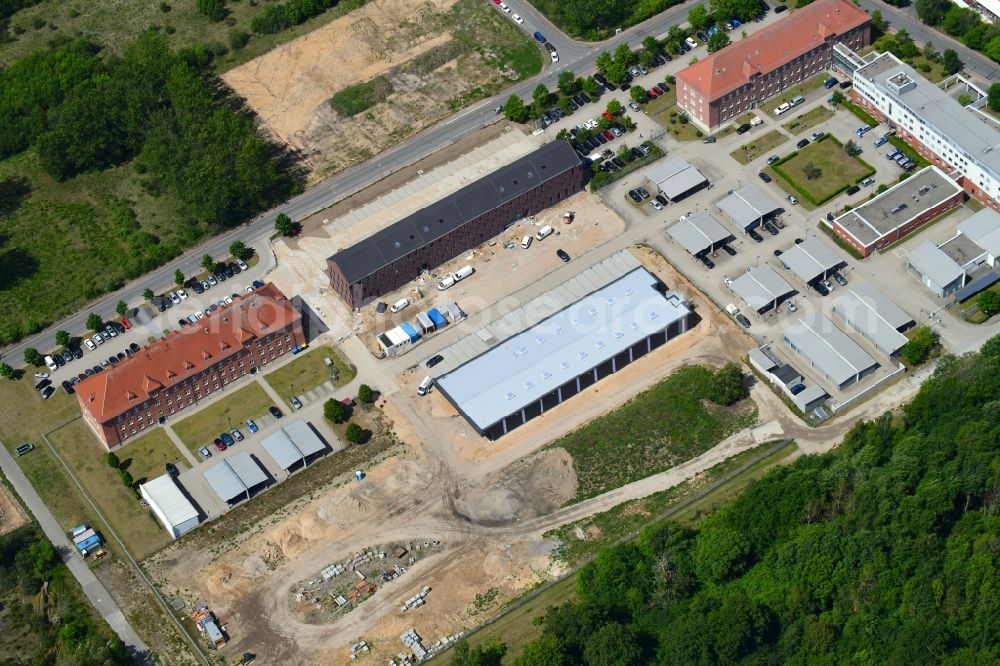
[630,321,639,329]
[554,326,563,335]
[542,371,552,379]
[560,361,570,369]
[535,336,545,345]
[570,317,581,326]
[613,331,624,339]
[606,297,615,305]
[577,351,588,360]
[505,391,516,400]
[587,307,597,316]
[523,381,534,389]
[624,288,634,296]
[595,341,605,349]
[515,346,527,356]
[648,311,659,320]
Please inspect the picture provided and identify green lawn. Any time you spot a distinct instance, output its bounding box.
[772,136,875,205]
[171,382,273,452]
[120,428,187,487]
[548,366,757,503]
[760,74,829,114]
[263,344,356,408]
[48,420,169,559]
[730,130,788,165]
[650,89,709,141]
[783,105,834,135]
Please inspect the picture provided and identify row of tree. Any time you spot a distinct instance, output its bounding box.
[528,0,684,40]
[453,337,1000,665]
[916,0,1000,62]
[250,0,342,35]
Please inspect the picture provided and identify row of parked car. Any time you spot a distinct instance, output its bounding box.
[35,340,144,398]
[197,406,284,459]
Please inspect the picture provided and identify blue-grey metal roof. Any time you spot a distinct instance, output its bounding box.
[202,452,267,503]
[328,141,581,283]
[781,237,844,284]
[717,185,780,230]
[832,283,913,355]
[907,241,965,290]
[954,271,1000,302]
[784,313,878,386]
[667,212,734,255]
[435,265,689,432]
[731,265,796,312]
[261,419,326,470]
[645,158,708,199]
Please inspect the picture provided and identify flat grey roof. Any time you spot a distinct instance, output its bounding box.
[731,265,797,312]
[717,185,780,230]
[328,141,580,283]
[261,419,326,470]
[940,233,986,268]
[435,265,690,431]
[667,212,734,255]
[792,384,828,410]
[202,452,268,503]
[958,208,1000,258]
[784,313,879,386]
[139,474,198,527]
[832,283,914,355]
[645,158,708,200]
[858,51,1000,180]
[781,237,844,284]
[748,346,777,371]
[832,166,961,247]
[907,241,965,288]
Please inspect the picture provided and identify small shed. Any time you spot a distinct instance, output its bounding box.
[201,619,225,648]
[416,311,435,334]
[140,474,200,538]
[445,302,464,321]
[427,308,448,329]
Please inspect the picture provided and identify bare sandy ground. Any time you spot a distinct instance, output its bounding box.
[0,481,29,536]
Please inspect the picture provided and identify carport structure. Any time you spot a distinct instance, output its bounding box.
[783,313,879,390]
[644,158,709,202]
[781,237,845,286]
[202,451,268,505]
[261,419,328,473]
[832,284,914,357]
[730,265,797,314]
[717,185,781,232]
[667,212,736,256]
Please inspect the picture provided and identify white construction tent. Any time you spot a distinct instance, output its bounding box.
[139,474,200,538]
[202,451,269,504]
[261,419,328,472]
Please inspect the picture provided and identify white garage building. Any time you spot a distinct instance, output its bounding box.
[139,474,200,538]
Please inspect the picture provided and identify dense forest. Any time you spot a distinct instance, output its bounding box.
[455,339,1000,665]
[529,0,685,40]
[0,522,130,665]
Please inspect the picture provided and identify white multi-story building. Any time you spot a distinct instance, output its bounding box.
[851,50,1000,210]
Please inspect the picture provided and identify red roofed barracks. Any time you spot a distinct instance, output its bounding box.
[76,283,303,449]
[677,0,870,131]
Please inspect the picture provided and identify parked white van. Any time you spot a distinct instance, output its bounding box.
[535,225,554,241]
[790,95,805,107]
[437,275,456,291]
[390,298,410,313]
[44,355,57,371]
[417,376,433,396]
[453,265,474,281]
[521,235,533,249]
[774,102,791,116]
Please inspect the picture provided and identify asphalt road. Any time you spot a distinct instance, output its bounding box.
[0,445,153,665]
[0,0,706,369]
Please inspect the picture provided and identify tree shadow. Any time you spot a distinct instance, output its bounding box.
[0,177,31,217]
[119,457,133,472]
[0,245,39,292]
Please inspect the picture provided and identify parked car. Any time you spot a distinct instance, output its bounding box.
[61,350,73,364]
[199,447,212,459]
[787,194,798,205]
[290,396,303,410]
[832,271,848,286]
[269,406,283,419]
[699,254,715,269]
[628,189,642,202]
[702,136,717,144]
[736,123,752,135]
[790,383,806,395]
[814,281,830,296]
[231,429,244,442]
[235,258,249,271]
[557,249,571,262]
[794,237,804,244]
[846,185,860,195]
[636,187,651,199]
[129,342,139,353]
[61,380,74,394]
[721,244,737,256]
[533,31,546,43]
[220,432,235,447]
[40,386,55,400]
[796,138,810,149]
[15,443,34,456]
[748,229,764,243]
[650,198,664,210]
[766,155,780,165]
[685,36,698,48]
[824,77,839,89]
[736,313,752,328]
[246,419,258,433]
[425,354,444,368]
[758,171,772,183]
[166,463,179,479]
[214,438,226,452]
[763,221,779,236]
[810,131,825,141]
[169,291,181,305]
[84,338,97,351]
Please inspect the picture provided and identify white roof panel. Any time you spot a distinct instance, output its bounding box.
[261,429,302,471]
[781,237,843,284]
[203,462,246,503]
[283,419,326,457]
[667,212,734,255]
[645,157,708,199]
[228,451,267,488]
[731,265,797,312]
[908,241,965,289]
[832,283,913,355]
[784,313,878,386]
[958,208,1000,258]
[717,185,780,229]
[140,474,199,527]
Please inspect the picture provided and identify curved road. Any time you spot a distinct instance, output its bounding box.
[0,0,707,369]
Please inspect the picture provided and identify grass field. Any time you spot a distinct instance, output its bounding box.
[783,105,834,135]
[0,0,368,73]
[730,130,787,165]
[329,76,394,117]
[760,74,828,114]
[772,136,875,205]
[263,344,356,408]
[120,428,187,487]
[548,366,757,504]
[171,382,273,452]
[47,420,169,558]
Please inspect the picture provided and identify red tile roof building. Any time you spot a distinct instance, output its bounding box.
[676,0,870,130]
[77,283,304,449]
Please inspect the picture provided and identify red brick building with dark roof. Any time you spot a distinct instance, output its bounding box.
[76,283,304,449]
[676,0,870,131]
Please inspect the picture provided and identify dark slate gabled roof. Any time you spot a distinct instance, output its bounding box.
[329,141,581,283]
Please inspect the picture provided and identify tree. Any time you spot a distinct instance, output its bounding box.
[892,29,918,58]
[642,35,660,54]
[606,99,622,117]
[86,313,103,331]
[345,423,365,444]
[142,288,155,301]
[105,452,120,468]
[228,28,250,51]
[451,639,506,666]
[830,90,846,106]
[357,383,375,403]
[323,398,347,424]
[512,634,569,666]
[666,25,685,52]
[711,362,747,406]
[916,0,951,25]
[24,347,42,366]
[617,143,631,161]
[196,0,225,21]
[803,163,822,180]
[629,85,647,104]
[977,290,1000,316]
[581,77,600,97]
[229,240,248,261]
[707,31,730,53]
[901,325,937,365]
[173,269,185,287]
[942,48,963,75]
[201,254,215,272]
[604,59,628,87]
[0,363,14,379]
[502,95,530,123]
[275,212,294,237]
[713,0,765,21]
[557,70,578,96]
[583,623,640,666]
[115,300,128,317]
[532,84,550,114]
[595,51,613,76]
[990,83,1000,111]
[688,5,711,31]
[612,43,635,68]
[844,140,860,156]
[55,330,70,348]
